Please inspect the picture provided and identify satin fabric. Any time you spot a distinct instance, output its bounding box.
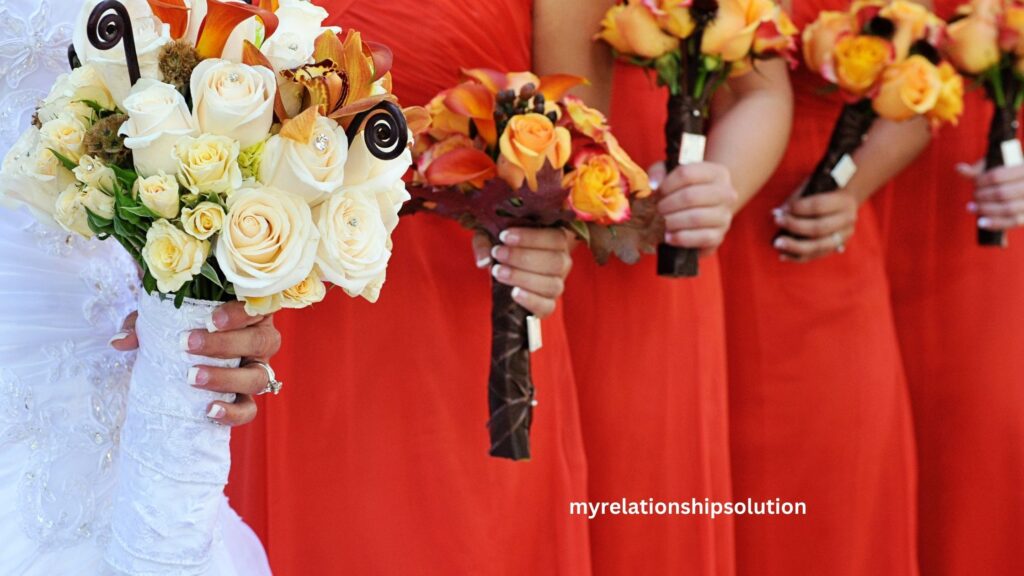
[227,1,592,574]
[561,64,735,576]
[716,0,918,573]
[872,1,1024,571]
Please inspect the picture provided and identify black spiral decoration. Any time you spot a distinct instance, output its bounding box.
[345,101,409,161]
[86,0,141,86]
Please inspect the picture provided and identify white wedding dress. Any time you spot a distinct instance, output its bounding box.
[0,1,271,574]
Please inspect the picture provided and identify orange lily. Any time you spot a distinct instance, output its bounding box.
[147,0,189,39]
[461,68,587,101]
[195,0,279,60]
[443,82,497,145]
[426,147,498,188]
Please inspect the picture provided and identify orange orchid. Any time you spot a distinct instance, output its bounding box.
[194,0,279,59]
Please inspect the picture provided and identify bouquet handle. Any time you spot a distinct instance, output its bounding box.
[981,102,1021,247]
[487,280,535,460]
[658,92,706,278]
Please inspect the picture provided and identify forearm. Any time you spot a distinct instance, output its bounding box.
[707,60,793,210]
[845,117,931,204]
[533,0,614,112]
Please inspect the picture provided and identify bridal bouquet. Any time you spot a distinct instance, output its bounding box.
[790,0,963,240]
[0,0,410,572]
[944,0,1024,246]
[596,0,797,276]
[406,69,652,460]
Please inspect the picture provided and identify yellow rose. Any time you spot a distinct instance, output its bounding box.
[564,154,630,225]
[82,185,115,220]
[142,219,210,293]
[134,172,181,219]
[656,0,696,38]
[242,293,284,316]
[703,0,776,62]
[872,55,942,121]
[563,96,609,140]
[427,93,471,140]
[73,155,117,191]
[498,113,571,191]
[880,1,938,60]
[802,12,856,76]
[281,271,327,309]
[926,61,965,126]
[181,201,226,241]
[945,15,1000,74]
[597,3,679,59]
[834,35,892,96]
[40,114,88,163]
[604,133,652,198]
[54,184,94,238]
[174,134,243,195]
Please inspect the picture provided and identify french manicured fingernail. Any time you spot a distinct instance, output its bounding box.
[491,264,511,282]
[979,217,993,229]
[772,208,785,224]
[108,331,130,346]
[664,233,673,244]
[967,202,978,213]
[476,256,492,268]
[207,404,226,419]
[511,287,525,301]
[499,230,520,245]
[208,309,229,333]
[773,237,786,249]
[187,366,209,387]
[180,331,203,352]
[491,245,508,261]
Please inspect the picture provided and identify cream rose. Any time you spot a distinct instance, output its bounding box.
[54,184,94,238]
[174,134,243,195]
[314,183,399,303]
[344,135,413,212]
[120,79,199,177]
[40,113,88,163]
[82,185,115,220]
[142,219,211,293]
[182,201,226,240]
[215,186,320,298]
[260,115,349,206]
[38,64,114,124]
[72,0,171,107]
[260,0,329,70]
[190,59,277,149]
[73,155,117,191]
[281,271,327,309]
[242,293,284,316]
[0,128,74,221]
[134,172,181,219]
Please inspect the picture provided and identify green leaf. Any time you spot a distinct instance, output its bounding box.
[200,261,224,289]
[76,99,110,116]
[174,284,188,308]
[86,208,113,232]
[142,270,157,294]
[569,220,591,246]
[48,148,78,172]
[224,283,236,296]
[110,164,138,190]
[120,203,160,220]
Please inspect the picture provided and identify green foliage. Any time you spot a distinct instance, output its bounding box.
[48,148,78,172]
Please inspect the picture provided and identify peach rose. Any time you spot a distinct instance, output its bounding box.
[702,0,776,62]
[872,55,942,121]
[945,15,1001,74]
[498,113,571,191]
[926,61,965,126]
[596,3,679,59]
[833,35,892,96]
[564,154,630,225]
[802,12,856,76]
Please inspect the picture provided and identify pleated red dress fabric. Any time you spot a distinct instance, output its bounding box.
[716,0,919,574]
[872,1,1024,572]
[561,64,735,576]
[227,2,592,574]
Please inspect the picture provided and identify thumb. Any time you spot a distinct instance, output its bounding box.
[109,310,139,351]
[647,162,668,192]
[471,230,494,269]
[956,160,984,179]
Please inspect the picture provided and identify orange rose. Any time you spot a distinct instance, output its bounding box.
[1000,6,1024,55]
[653,0,696,38]
[703,0,776,62]
[498,113,571,190]
[926,61,965,126]
[752,9,798,59]
[801,11,856,75]
[596,3,679,59]
[834,35,893,96]
[945,15,1001,74]
[872,55,942,121]
[604,133,651,198]
[564,154,630,224]
[563,96,609,140]
[426,93,470,140]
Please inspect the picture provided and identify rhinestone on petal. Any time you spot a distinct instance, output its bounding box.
[347,217,359,228]
[288,43,299,51]
[228,72,240,83]
[314,132,330,152]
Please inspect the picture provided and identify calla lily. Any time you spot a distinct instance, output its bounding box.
[403,106,432,137]
[461,68,587,101]
[444,83,497,144]
[147,0,189,39]
[426,147,498,188]
[537,74,588,101]
[195,0,279,59]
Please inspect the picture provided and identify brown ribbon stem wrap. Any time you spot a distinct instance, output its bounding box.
[659,91,707,277]
[486,279,535,460]
[981,73,1022,247]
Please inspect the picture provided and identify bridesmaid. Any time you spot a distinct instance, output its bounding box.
[229,1,597,574]
[717,0,931,573]
[550,19,793,576]
[873,0,1024,572]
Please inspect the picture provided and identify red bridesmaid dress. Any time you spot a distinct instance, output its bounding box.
[561,64,735,576]
[227,2,592,574]
[716,0,919,573]
[872,1,1024,573]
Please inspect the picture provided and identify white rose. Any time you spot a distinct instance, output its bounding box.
[38,64,115,124]
[120,79,198,177]
[0,128,73,221]
[40,114,88,163]
[191,59,276,149]
[260,0,329,70]
[54,184,94,238]
[73,155,117,191]
[182,201,226,240]
[72,0,171,107]
[143,219,210,293]
[82,185,115,219]
[174,134,243,194]
[281,271,326,309]
[260,113,348,206]
[134,172,181,218]
[313,183,399,302]
[216,186,319,298]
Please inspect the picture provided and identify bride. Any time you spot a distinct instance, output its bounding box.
[0,0,273,573]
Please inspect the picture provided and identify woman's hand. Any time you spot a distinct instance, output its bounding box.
[773,187,858,262]
[652,162,738,255]
[109,301,281,426]
[960,161,1024,231]
[472,227,573,319]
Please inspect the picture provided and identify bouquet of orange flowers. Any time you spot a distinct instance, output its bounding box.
[596,0,797,277]
[792,0,963,236]
[407,69,651,460]
[944,0,1024,246]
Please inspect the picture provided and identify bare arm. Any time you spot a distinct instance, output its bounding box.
[533,0,614,112]
[846,117,932,203]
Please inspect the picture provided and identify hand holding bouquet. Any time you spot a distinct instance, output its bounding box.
[944,0,1024,246]
[791,0,963,241]
[0,0,411,571]
[406,69,651,460]
[596,0,797,277]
